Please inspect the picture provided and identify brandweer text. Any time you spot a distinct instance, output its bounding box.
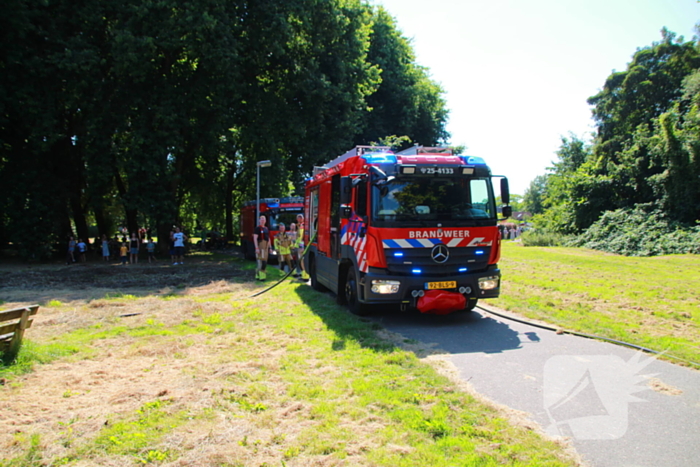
[409,230,470,239]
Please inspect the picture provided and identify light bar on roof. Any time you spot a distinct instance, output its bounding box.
[362,153,397,164]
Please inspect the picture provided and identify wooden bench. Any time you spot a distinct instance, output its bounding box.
[0,305,39,360]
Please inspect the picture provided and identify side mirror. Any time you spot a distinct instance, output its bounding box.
[341,205,352,219]
[501,206,512,219]
[500,178,510,206]
[340,176,352,205]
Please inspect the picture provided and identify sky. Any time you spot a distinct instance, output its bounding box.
[371,0,700,195]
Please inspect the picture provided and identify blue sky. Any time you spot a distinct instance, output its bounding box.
[371,0,700,195]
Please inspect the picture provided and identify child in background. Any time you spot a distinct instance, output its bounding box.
[147,238,156,263]
[120,243,128,265]
[77,238,87,262]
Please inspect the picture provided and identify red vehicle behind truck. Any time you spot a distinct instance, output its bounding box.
[240,196,304,262]
[303,145,511,315]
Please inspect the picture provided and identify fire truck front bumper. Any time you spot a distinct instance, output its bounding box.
[361,268,501,308]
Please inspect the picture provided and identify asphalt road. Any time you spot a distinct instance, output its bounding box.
[368,304,700,467]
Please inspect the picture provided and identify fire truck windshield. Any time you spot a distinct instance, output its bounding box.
[371,177,496,226]
[267,211,302,230]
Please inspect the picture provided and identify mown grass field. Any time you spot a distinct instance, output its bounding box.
[0,254,577,467]
[493,242,700,367]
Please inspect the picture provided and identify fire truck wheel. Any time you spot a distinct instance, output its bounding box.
[344,268,370,316]
[462,298,479,312]
[309,257,327,292]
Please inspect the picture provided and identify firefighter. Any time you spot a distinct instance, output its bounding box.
[253,215,270,280]
[288,222,300,276]
[296,214,309,280]
[274,223,293,274]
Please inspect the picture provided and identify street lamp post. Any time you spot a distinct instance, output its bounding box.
[256,160,272,222]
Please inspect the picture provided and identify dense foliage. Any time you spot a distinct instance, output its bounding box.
[0,0,448,259]
[524,29,700,255]
[569,205,700,256]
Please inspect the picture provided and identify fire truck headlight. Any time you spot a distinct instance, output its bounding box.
[478,276,499,290]
[371,280,400,294]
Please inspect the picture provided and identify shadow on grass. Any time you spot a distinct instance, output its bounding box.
[0,250,257,306]
[293,282,523,358]
[292,284,400,354]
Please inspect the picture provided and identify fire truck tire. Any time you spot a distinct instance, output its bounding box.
[309,257,327,292]
[344,268,370,316]
[462,298,479,312]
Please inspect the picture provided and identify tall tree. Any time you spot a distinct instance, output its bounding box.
[355,7,449,148]
[0,0,453,259]
[588,29,700,167]
[523,174,548,215]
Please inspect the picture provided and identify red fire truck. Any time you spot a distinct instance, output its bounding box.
[240,196,304,262]
[303,145,511,315]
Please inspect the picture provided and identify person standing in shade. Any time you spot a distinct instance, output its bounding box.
[274,223,293,274]
[171,226,187,265]
[296,214,308,280]
[129,232,140,264]
[253,215,270,281]
[147,238,156,263]
[66,236,76,264]
[120,243,128,265]
[288,223,299,277]
[101,234,110,262]
[77,238,87,263]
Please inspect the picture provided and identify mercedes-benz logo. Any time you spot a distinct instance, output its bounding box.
[431,244,449,263]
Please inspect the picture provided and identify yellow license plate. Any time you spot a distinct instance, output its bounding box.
[425,281,457,290]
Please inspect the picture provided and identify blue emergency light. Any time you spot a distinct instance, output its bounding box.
[362,153,397,164]
[460,155,486,165]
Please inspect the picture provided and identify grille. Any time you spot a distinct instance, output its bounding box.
[384,246,491,276]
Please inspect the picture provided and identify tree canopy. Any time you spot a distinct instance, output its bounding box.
[524,28,700,253]
[0,0,449,259]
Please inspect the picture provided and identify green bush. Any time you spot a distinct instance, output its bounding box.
[520,229,570,247]
[570,205,700,256]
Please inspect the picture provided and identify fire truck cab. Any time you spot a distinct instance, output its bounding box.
[304,145,511,315]
[240,196,304,262]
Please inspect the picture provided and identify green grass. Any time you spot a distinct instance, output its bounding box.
[493,243,700,365]
[0,276,577,466]
[0,339,82,380]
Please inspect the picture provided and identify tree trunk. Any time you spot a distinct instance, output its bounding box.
[94,205,108,239]
[157,222,172,256]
